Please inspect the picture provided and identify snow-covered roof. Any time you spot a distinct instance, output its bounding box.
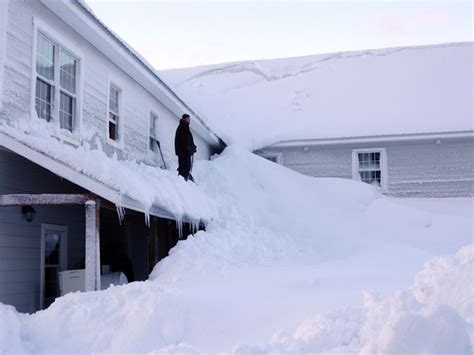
[0,121,217,224]
[41,0,223,149]
[162,42,474,150]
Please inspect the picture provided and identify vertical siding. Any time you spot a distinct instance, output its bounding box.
[259,137,474,198]
[0,148,85,313]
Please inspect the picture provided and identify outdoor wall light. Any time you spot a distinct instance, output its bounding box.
[21,206,36,222]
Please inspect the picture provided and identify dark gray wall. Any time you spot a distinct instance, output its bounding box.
[0,148,86,313]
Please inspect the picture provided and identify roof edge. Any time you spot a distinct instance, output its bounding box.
[262,131,474,149]
[40,0,223,149]
[0,131,202,223]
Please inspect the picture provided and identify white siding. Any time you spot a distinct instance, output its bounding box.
[0,148,85,313]
[0,0,8,110]
[258,138,474,198]
[0,0,212,166]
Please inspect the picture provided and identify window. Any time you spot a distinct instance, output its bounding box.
[35,32,78,132]
[261,152,283,164]
[149,111,159,151]
[352,149,387,190]
[108,85,120,141]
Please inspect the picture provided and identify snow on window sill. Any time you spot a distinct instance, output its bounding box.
[54,130,81,148]
[107,138,124,150]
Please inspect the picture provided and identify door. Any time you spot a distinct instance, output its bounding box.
[40,224,68,309]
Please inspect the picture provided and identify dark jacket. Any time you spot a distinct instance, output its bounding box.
[174,119,196,156]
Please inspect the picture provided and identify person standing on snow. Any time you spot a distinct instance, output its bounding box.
[174,113,197,182]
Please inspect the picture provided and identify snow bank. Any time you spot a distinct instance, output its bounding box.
[162,42,473,149]
[0,304,25,353]
[0,118,216,222]
[235,243,474,354]
[0,145,472,353]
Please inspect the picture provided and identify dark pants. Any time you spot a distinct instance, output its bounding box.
[177,154,192,180]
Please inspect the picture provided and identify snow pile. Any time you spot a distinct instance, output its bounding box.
[0,118,216,222]
[235,244,474,354]
[0,304,25,353]
[162,42,474,149]
[0,146,472,353]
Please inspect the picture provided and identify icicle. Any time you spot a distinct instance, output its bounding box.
[144,210,150,227]
[115,205,126,224]
[176,217,183,240]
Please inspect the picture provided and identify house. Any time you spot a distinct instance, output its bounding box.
[254,43,474,197]
[0,0,224,313]
[162,42,474,198]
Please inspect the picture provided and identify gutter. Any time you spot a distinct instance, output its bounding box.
[265,131,474,149]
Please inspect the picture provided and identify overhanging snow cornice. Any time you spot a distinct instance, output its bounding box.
[40,0,223,150]
[265,131,474,149]
[0,131,189,222]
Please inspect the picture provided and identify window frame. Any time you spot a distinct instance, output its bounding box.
[148,110,159,152]
[106,79,124,148]
[260,152,284,165]
[30,19,83,142]
[352,148,388,192]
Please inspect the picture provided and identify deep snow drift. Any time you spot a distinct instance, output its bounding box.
[162,42,473,150]
[1,146,472,353]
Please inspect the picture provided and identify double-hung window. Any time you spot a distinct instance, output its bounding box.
[108,85,120,141]
[35,32,78,132]
[149,111,159,151]
[352,149,387,190]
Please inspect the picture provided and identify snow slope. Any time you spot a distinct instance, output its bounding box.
[162,42,474,150]
[0,146,472,353]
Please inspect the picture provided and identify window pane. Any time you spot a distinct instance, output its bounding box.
[109,86,119,114]
[59,92,75,132]
[109,119,117,140]
[60,49,76,94]
[36,33,55,80]
[35,78,53,121]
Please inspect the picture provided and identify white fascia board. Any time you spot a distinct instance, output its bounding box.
[0,0,8,111]
[267,131,474,149]
[40,0,222,149]
[0,131,179,221]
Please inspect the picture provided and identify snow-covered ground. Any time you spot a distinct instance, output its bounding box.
[1,146,472,353]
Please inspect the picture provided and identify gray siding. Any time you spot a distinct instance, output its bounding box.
[0,148,85,313]
[258,137,474,198]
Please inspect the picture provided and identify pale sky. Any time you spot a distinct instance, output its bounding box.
[86,0,473,70]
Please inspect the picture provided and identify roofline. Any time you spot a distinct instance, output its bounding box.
[40,0,224,149]
[0,131,201,223]
[263,131,474,149]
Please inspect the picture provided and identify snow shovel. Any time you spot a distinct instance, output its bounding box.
[189,154,196,184]
[155,140,167,170]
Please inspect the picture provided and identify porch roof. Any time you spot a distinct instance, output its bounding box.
[0,127,216,224]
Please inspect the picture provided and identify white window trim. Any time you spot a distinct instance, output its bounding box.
[260,151,284,165]
[352,148,388,192]
[106,76,125,149]
[0,0,9,111]
[148,109,160,152]
[40,224,68,310]
[30,18,84,142]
